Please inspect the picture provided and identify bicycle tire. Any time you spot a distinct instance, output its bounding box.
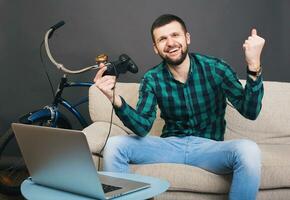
[0,115,72,196]
[0,128,14,158]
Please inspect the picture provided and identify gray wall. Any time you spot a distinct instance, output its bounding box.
[0,0,289,153]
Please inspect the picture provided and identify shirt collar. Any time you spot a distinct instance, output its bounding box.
[162,53,194,82]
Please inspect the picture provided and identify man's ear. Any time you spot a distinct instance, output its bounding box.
[153,43,159,54]
[186,32,191,45]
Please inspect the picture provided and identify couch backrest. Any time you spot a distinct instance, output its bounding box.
[89,83,164,136]
[224,80,290,144]
[89,81,290,143]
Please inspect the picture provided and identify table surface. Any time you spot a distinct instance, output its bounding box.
[21,171,170,200]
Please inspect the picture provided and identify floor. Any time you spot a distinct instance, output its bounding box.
[0,155,28,200]
[0,194,25,200]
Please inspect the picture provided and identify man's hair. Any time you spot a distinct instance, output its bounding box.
[151,14,188,43]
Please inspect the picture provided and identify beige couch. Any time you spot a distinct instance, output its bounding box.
[83,80,290,200]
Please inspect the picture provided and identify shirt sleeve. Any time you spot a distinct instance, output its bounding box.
[219,61,264,120]
[113,76,157,137]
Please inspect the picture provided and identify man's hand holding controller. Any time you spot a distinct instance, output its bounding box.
[93,63,123,108]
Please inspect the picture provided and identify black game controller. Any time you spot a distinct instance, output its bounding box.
[102,54,138,77]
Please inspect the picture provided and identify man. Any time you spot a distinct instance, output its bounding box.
[94,14,265,200]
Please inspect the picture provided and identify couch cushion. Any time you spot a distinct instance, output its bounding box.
[130,143,290,193]
[131,163,231,194]
[157,189,290,200]
[259,144,290,189]
[225,81,290,144]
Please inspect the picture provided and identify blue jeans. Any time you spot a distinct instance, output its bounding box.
[103,135,261,200]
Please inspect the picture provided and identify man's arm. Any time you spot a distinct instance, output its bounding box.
[93,64,157,136]
[221,68,264,120]
[221,28,265,120]
[113,77,157,136]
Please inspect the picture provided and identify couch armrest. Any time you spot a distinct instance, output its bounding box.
[83,121,129,155]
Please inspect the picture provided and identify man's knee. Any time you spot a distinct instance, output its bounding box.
[104,135,130,156]
[232,139,261,169]
[102,135,133,172]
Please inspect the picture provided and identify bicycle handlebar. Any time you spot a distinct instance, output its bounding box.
[44,24,139,76]
[44,29,99,74]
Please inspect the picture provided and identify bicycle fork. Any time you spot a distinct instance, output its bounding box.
[18,106,59,127]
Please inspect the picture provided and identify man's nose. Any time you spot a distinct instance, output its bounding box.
[166,37,175,46]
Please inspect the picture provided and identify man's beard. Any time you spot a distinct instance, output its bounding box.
[161,47,188,66]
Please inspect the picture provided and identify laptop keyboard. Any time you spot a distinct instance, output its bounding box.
[102,183,122,193]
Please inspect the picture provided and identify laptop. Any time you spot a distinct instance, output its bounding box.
[12,123,150,199]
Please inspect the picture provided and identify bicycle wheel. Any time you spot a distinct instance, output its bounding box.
[0,115,71,196]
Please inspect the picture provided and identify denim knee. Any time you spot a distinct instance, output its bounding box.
[103,135,130,157]
[232,139,261,171]
[102,135,132,172]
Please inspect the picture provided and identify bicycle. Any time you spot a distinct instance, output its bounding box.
[0,21,138,196]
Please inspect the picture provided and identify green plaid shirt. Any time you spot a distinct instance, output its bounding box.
[115,53,264,141]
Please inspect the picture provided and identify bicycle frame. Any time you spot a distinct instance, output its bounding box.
[19,75,93,129]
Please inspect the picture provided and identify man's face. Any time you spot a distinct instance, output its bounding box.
[153,21,190,66]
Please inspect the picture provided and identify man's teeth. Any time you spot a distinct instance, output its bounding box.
[169,48,179,53]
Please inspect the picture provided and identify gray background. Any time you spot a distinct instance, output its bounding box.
[0,0,289,154]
